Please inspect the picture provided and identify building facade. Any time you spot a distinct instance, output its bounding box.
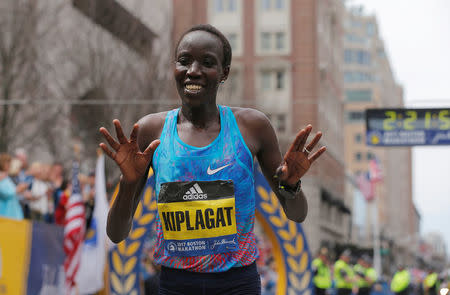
[343,6,416,273]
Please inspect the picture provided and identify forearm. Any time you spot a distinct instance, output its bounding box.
[279,189,308,223]
[107,174,148,243]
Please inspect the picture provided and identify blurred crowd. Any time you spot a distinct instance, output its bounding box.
[0,148,97,230]
[311,248,450,295]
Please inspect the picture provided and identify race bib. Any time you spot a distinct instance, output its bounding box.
[157,180,238,256]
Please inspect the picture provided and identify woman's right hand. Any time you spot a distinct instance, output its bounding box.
[99,119,160,184]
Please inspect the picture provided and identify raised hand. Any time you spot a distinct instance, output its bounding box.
[99,119,160,183]
[276,124,326,186]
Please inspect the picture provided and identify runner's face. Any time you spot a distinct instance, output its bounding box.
[174,31,225,106]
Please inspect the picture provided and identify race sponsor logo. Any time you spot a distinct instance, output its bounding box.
[182,183,208,200]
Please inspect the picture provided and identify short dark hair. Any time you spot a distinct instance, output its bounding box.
[175,24,232,69]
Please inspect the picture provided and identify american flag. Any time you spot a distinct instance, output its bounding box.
[64,161,85,294]
[369,157,383,183]
[357,172,374,202]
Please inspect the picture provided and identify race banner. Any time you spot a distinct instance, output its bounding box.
[0,217,65,295]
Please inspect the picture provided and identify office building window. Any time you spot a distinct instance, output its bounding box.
[366,22,375,36]
[276,71,285,89]
[275,32,285,50]
[227,33,238,51]
[275,0,285,9]
[228,0,237,11]
[346,89,372,102]
[261,71,271,90]
[214,0,224,12]
[261,32,271,50]
[355,133,362,143]
[344,71,373,83]
[214,0,237,12]
[347,111,365,122]
[261,0,286,10]
[277,114,286,132]
[261,0,271,10]
[260,70,286,91]
[355,152,362,161]
[344,49,352,64]
[367,152,374,160]
[344,49,371,66]
[260,32,287,53]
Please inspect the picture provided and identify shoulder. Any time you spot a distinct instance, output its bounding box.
[229,107,272,131]
[136,111,169,150]
[137,111,168,133]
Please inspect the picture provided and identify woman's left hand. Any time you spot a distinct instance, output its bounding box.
[276,124,326,186]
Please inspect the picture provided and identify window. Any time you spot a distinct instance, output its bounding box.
[260,32,287,53]
[214,0,237,12]
[346,89,372,102]
[275,71,285,89]
[344,71,373,83]
[261,0,285,10]
[355,133,362,143]
[277,114,286,132]
[366,22,375,36]
[367,152,374,160]
[344,49,352,64]
[275,32,285,50]
[261,0,271,10]
[260,70,286,91]
[355,152,362,161]
[261,32,271,50]
[214,0,224,12]
[343,49,371,65]
[357,50,371,65]
[261,71,271,90]
[228,0,237,11]
[275,0,285,9]
[227,33,237,51]
[347,111,365,122]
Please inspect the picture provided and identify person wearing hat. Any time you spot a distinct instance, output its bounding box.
[423,269,439,295]
[355,255,377,295]
[312,247,332,295]
[334,249,355,295]
[391,265,411,295]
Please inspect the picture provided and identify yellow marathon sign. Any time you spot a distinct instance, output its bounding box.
[158,198,236,240]
[157,180,239,256]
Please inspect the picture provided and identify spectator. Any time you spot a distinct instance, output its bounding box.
[13,148,33,218]
[49,162,67,224]
[0,153,28,220]
[82,171,96,231]
[27,162,50,221]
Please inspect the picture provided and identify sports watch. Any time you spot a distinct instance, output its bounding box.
[278,179,302,200]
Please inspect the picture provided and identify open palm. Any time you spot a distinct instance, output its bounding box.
[277,125,326,186]
[99,119,160,183]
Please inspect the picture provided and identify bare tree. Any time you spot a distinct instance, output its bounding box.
[0,0,172,174]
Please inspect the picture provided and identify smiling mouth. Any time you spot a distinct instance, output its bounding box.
[185,84,203,92]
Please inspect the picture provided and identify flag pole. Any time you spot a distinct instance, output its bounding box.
[372,196,382,277]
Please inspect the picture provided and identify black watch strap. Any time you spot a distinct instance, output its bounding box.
[278,179,302,200]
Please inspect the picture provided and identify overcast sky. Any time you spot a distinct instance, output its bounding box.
[348,0,450,253]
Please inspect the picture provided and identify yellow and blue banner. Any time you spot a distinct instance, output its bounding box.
[0,217,65,295]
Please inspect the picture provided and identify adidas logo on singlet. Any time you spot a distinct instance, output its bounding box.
[182,183,208,200]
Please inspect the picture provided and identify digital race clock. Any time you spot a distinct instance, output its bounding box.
[365,108,450,146]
